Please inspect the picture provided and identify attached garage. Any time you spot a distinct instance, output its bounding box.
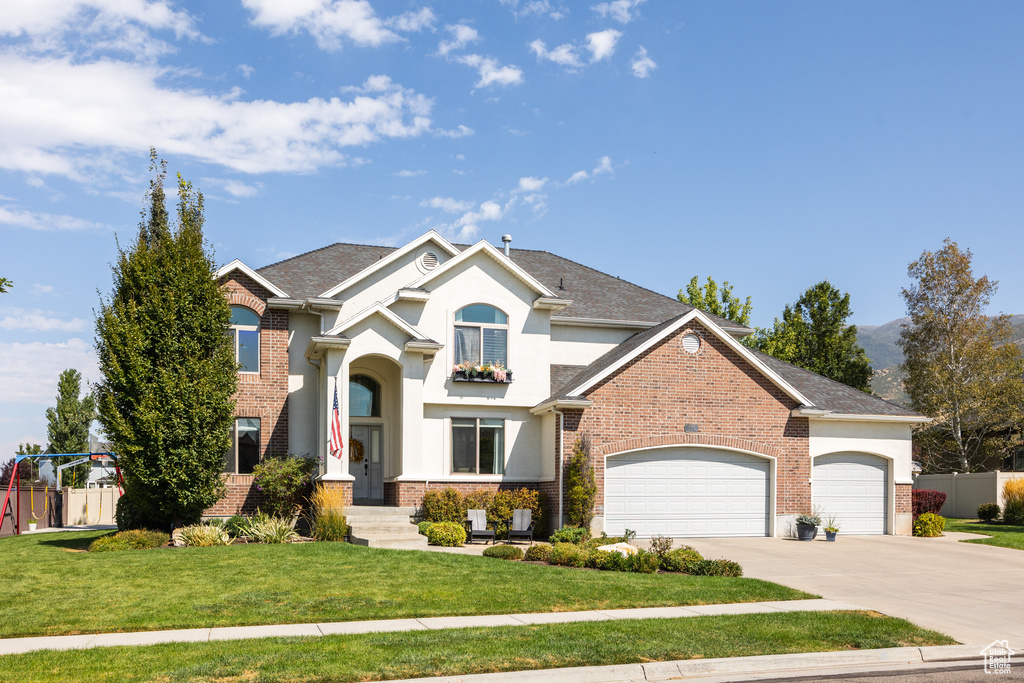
[604,447,770,538]
[812,453,888,535]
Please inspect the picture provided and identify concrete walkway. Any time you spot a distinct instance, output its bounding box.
[679,533,1024,649]
[0,598,855,656]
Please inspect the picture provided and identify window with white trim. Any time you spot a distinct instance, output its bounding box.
[454,304,508,366]
[452,418,504,474]
[225,417,260,474]
[230,306,260,373]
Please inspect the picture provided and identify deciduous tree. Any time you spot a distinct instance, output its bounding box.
[0,277,11,293]
[898,239,1024,472]
[749,281,872,392]
[679,276,752,326]
[95,150,237,529]
[46,369,96,487]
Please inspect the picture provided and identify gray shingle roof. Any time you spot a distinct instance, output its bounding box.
[545,314,922,418]
[256,242,748,330]
[550,364,588,396]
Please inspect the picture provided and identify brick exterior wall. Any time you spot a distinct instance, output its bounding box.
[205,475,271,516]
[558,321,811,520]
[391,481,545,510]
[895,483,912,515]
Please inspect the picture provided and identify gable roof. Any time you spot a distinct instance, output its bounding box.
[325,303,436,343]
[319,230,458,299]
[545,312,923,419]
[216,259,289,298]
[257,240,748,330]
[405,240,555,297]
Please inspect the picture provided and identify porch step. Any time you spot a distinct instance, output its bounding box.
[345,506,427,549]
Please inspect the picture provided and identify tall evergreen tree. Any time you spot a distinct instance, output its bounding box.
[750,280,873,392]
[679,275,752,326]
[95,150,238,529]
[45,369,96,487]
[898,239,1024,472]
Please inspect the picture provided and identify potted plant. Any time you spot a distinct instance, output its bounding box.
[823,515,839,542]
[28,516,39,532]
[795,513,820,541]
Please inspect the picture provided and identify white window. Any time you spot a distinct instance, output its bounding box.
[454,304,508,367]
[225,418,260,474]
[452,418,505,475]
[230,306,260,373]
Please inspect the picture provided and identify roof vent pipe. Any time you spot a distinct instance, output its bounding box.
[501,234,512,258]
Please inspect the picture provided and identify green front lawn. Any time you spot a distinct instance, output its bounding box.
[0,531,811,638]
[0,611,954,683]
[944,518,1024,550]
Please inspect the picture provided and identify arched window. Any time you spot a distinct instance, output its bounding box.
[230,306,260,373]
[350,375,381,417]
[454,304,508,367]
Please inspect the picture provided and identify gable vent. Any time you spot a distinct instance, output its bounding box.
[421,251,439,270]
[682,333,701,354]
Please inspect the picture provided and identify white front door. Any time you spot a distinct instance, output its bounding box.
[812,453,888,535]
[605,447,770,538]
[350,424,383,502]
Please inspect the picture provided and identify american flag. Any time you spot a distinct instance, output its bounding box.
[329,385,344,459]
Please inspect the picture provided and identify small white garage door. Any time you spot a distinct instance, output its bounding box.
[605,447,770,538]
[812,453,888,535]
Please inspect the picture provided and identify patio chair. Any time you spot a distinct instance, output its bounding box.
[467,509,495,544]
[507,509,534,545]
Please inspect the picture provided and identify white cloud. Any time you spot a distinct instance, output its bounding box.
[586,29,621,62]
[591,0,645,24]
[238,64,255,79]
[0,206,109,231]
[395,169,426,177]
[437,24,479,56]
[630,45,656,78]
[516,176,548,192]
[0,0,202,58]
[530,39,583,69]
[0,308,88,332]
[564,155,614,184]
[200,177,261,199]
[500,0,566,20]
[0,337,99,404]
[0,57,441,177]
[455,54,524,88]
[421,196,475,214]
[30,284,54,295]
[242,0,430,51]
[566,170,589,184]
[435,124,475,139]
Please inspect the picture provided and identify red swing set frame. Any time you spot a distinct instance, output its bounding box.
[1,452,122,536]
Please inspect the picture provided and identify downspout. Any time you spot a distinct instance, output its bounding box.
[303,299,326,370]
[553,408,565,529]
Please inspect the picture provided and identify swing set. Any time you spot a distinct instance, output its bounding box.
[1,452,122,536]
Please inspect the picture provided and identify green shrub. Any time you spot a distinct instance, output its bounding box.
[488,488,544,537]
[417,520,434,536]
[89,529,169,552]
[588,549,622,571]
[648,535,673,557]
[426,521,466,547]
[483,544,524,561]
[688,559,743,577]
[1005,500,1024,526]
[977,503,1001,522]
[913,512,945,537]
[565,434,597,529]
[628,549,661,574]
[660,546,703,573]
[224,515,248,537]
[421,488,468,524]
[239,511,299,543]
[251,455,318,519]
[548,542,591,567]
[465,490,495,513]
[114,488,165,532]
[311,509,348,542]
[179,524,231,547]
[549,526,588,544]
[524,543,552,562]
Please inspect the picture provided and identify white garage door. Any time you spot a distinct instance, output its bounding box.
[605,447,770,538]
[812,453,888,535]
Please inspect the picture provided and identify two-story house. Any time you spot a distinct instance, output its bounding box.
[211,230,924,537]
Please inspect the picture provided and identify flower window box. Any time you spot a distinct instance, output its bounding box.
[451,364,513,384]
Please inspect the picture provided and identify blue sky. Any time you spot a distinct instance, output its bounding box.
[1,1,1022,455]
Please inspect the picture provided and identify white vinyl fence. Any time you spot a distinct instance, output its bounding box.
[913,471,1024,518]
[64,487,121,526]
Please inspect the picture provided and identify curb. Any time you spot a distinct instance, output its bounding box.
[385,645,991,683]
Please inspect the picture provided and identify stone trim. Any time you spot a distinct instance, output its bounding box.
[596,433,781,459]
[226,291,266,317]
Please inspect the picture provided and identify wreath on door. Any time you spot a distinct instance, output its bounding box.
[349,438,365,464]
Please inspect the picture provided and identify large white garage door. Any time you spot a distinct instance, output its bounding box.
[605,447,770,538]
[812,453,888,535]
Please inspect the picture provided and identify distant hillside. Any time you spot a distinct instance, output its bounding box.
[855,314,1024,403]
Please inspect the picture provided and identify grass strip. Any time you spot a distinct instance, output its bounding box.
[0,531,811,638]
[944,518,1024,550]
[0,611,955,683]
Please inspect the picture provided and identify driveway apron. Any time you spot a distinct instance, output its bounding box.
[682,533,1024,648]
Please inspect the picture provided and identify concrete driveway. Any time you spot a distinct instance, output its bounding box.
[681,533,1024,649]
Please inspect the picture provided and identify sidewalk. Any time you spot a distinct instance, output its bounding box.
[0,598,855,656]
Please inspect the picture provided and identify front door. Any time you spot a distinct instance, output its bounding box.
[350,424,383,502]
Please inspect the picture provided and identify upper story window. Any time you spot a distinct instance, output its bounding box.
[350,375,381,417]
[230,306,260,373]
[454,304,508,367]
